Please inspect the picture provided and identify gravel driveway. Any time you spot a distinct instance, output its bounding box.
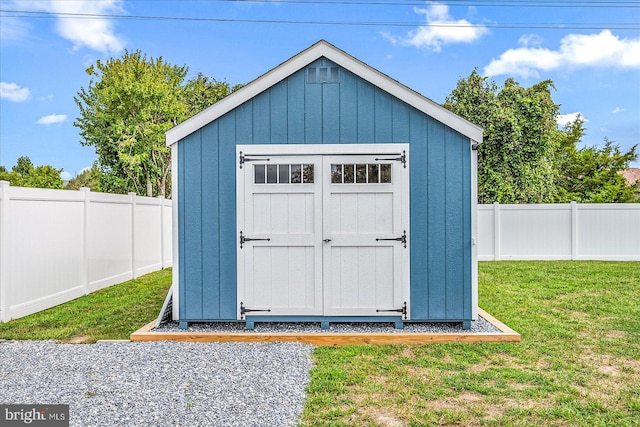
[0,341,314,427]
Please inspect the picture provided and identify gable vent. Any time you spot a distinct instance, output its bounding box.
[308,66,339,84]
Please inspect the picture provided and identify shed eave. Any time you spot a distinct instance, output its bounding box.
[166,40,483,146]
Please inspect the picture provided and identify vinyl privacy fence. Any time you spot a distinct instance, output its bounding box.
[478,202,640,261]
[0,182,172,322]
[1,184,638,322]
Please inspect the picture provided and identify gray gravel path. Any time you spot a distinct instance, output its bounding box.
[0,341,314,427]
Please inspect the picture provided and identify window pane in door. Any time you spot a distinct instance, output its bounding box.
[344,164,354,183]
[356,164,367,183]
[331,164,342,183]
[368,164,379,183]
[255,165,265,184]
[291,165,302,183]
[381,164,392,183]
[303,164,314,183]
[279,164,289,183]
[267,165,277,183]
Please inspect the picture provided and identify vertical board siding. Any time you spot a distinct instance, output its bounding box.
[339,70,358,143]
[462,139,472,317]
[178,60,472,322]
[287,71,305,143]
[217,113,238,319]
[426,120,447,319]
[181,131,203,320]
[304,78,323,144]
[374,88,393,143]
[253,93,271,145]
[270,81,288,142]
[392,99,411,143]
[444,130,464,319]
[356,79,375,143]
[409,110,429,319]
[322,83,340,143]
[201,123,220,319]
[235,103,253,144]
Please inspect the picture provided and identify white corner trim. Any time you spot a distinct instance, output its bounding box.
[166,40,483,146]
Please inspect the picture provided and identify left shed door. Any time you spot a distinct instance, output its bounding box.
[238,156,323,316]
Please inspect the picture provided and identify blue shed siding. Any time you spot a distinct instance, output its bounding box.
[178,59,472,322]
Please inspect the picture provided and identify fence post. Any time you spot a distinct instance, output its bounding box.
[571,201,578,260]
[0,181,9,322]
[159,195,165,269]
[493,202,501,261]
[80,187,91,295]
[129,192,137,279]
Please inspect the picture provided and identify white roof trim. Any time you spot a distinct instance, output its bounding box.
[166,40,483,146]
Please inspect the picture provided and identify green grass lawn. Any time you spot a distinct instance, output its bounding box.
[0,262,638,425]
[0,269,171,343]
[300,261,640,426]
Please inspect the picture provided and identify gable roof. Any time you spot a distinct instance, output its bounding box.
[166,40,483,146]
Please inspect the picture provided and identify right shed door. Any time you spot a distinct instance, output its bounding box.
[322,155,409,317]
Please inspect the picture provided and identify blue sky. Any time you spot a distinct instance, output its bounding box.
[1,0,639,180]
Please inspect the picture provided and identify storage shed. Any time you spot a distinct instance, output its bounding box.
[166,40,482,330]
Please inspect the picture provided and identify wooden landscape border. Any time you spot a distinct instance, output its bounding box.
[130,308,520,345]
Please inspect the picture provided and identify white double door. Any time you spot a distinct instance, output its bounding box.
[238,147,409,318]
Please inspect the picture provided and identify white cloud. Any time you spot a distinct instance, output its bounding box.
[612,107,624,114]
[11,1,126,54]
[518,34,543,48]
[557,112,587,127]
[0,17,32,40]
[0,82,31,102]
[36,114,68,125]
[382,3,488,52]
[60,171,72,181]
[485,30,640,78]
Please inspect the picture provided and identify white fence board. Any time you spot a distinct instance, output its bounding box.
[0,182,172,322]
[479,202,640,261]
[87,198,133,291]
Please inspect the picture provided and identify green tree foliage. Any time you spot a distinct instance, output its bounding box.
[13,156,34,178]
[184,73,242,117]
[555,119,637,202]
[444,70,638,204]
[74,51,233,197]
[0,156,64,189]
[65,165,101,191]
[444,71,559,203]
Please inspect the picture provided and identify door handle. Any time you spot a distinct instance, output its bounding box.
[376,230,407,248]
[323,239,332,242]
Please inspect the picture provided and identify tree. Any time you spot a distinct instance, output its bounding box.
[184,73,240,117]
[0,156,64,189]
[13,156,34,178]
[75,51,234,197]
[65,166,101,191]
[555,119,637,202]
[444,71,560,203]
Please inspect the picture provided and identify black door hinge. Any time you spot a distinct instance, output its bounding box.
[375,150,406,168]
[240,301,271,320]
[376,230,407,248]
[376,301,408,320]
[240,231,271,249]
[239,151,270,169]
